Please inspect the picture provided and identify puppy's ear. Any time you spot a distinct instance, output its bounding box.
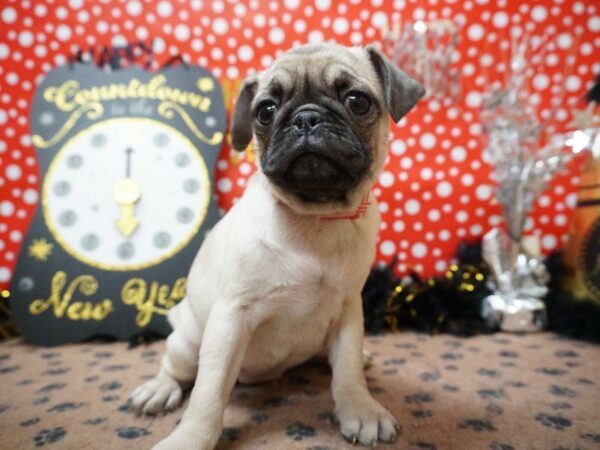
[366,45,425,123]
[231,73,259,151]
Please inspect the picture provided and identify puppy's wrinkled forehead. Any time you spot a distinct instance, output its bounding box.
[256,45,380,102]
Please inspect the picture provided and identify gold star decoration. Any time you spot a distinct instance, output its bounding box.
[569,102,600,129]
[196,77,215,93]
[28,238,54,261]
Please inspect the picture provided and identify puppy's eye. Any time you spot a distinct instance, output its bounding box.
[256,101,277,126]
[345,92,371,115]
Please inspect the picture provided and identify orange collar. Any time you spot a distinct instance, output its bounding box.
[318,193,372,221]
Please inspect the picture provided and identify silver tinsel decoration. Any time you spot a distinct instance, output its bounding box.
[381,18,461,100]
[480,32,600,332]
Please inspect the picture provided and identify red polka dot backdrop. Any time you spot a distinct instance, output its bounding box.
[0,0,599,290]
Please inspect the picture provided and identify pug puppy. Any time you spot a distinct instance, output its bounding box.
[130,43,424,449]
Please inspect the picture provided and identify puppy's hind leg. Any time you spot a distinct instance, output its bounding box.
[130,301,200,415]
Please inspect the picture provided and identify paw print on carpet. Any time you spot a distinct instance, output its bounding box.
[458,419,497,432]
[535,414,572,430]
[33,427,66,447]
[286,422,316,441]
[116,426,151,439]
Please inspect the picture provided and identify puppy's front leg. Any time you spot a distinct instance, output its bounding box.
[329,295,400,446]
[153,301,252,450]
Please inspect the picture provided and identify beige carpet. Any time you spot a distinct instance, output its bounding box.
[0,332,598,450]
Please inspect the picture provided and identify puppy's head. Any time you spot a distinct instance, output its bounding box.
[231,44,424,214]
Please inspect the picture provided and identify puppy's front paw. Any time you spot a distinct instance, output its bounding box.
[152,430,199,450]
[152,423,219,450]
[130,374,183,416]
[335,393,400,446]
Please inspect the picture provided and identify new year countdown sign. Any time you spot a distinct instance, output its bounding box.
[10,63,225,345]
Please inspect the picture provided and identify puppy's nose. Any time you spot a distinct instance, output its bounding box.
[292,110,322,132]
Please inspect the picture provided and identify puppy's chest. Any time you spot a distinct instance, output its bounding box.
[259,253,348,316]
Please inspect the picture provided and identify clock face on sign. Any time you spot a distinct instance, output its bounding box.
[10,64,225,345]
[43,118,210,271]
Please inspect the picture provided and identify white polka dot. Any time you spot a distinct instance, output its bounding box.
[588,16,600,32]
[572,2,585,14]
[538,195,551,207]
[533,73,550,90]
[400,157,413,169]
[308,30,324,43]
[554,214,567,226]
[531,5,548,22]
[371,11,387,29]
[96,20,108,34]
[0,201,14,217]
[18,31,34,47]
[0,267,11,283]
[6,73,18,85]
[565,75,581,92]
[217,178,232,193]
[450,146,467,162]
[253,14,266,27]
[157,1,173,17]
[420,168,433,180]
[1,7,17,24]
[56,24,72,41]
[5,164,21,181]
[393,220,405,233]
[428,209,441,222]
[467,23,484,41]
[379,171,394,187]
[380,240,396,256]
[461,174,474,186]
[23,188,38,205]
[284,0,301,9]
[126,0,142,16]
[405,199,421,215]
[294,19,307,33]
[466,91,482,108]
[213,18,229,35]
[565,193,578,209]
[439,230,451,241]
[239,163,252,176]
[435,260,448,272]
[419,133,436,150]
[315,0,331,11]
[174,24,190,41]
[456,211,468,223]
[0,43,8,59]
[10,230,22,243]
[238,45,254,62]
[269,28,285,45]
[68,0,83,8]
[391,139,406,155]
[436,181,453,197]
[542,234,557,250]
[411,242,427,258]
[333,17,349,34]
[475,184,492,200]
[557,33,573,49]
[492,11,509,28]
[111,35,127,47]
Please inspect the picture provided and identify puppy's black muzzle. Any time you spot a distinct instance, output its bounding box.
[262,108,371,203]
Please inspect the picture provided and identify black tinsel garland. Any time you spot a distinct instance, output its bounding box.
[362,243,600,343]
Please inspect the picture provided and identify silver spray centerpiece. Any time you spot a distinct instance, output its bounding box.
[479,32,599,332]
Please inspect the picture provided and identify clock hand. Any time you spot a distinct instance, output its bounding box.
[125,147,133,178]
[113,178,141,237]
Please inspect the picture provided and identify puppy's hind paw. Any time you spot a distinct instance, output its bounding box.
[130,374,183,416]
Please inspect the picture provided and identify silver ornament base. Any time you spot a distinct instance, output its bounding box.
[481,294,547,332]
